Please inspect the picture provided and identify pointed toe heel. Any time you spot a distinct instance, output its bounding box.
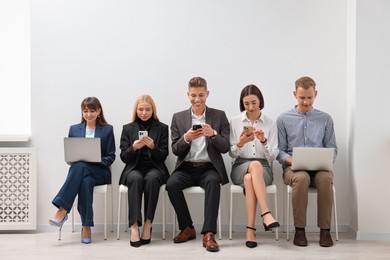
[245,226,257,248]
[49,214,68,228]
[261,211,280,231]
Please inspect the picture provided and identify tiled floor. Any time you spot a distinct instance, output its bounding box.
[2,229,390,260]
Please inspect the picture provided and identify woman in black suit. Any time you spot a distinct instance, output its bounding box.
[119,94,169,247]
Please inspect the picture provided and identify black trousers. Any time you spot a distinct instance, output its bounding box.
[125,167,164,227]
[165,165,221,234]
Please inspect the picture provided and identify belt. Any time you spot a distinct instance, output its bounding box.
[182,161,214,168]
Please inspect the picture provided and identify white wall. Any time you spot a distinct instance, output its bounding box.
[29,0,350,233]
[353,0,390,240]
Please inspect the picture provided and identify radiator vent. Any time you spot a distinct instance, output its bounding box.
[0,148,36,230]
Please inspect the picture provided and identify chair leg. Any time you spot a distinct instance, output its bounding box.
[218,196,222,240]
[71,204,75,233]
[333,185,339,241]
[286,186,291,241]
[274,190,279,241]
[162,188,166,240]
[103,190,107,240]
[172,209,176,239]
[229,189,233,240]
[116,191,122,240]
[110,185,114,233]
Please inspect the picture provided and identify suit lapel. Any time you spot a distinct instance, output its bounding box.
[185,107,193,130]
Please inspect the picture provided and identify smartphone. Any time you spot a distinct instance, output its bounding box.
[192,124,202,130]
[138,130,148,139]
[243,125,253,136]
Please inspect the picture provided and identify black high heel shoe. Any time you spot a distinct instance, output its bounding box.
[130,228,141,248]
[261,211,280,231]
[245,226,257,248]
[140,227,152,245]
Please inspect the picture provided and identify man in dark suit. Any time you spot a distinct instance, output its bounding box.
[166,76,230,252]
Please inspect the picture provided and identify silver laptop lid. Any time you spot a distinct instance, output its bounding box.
[291,147,334,171]
[64,137,101,163]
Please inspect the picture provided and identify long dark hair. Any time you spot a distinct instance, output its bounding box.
[80,97,108,126]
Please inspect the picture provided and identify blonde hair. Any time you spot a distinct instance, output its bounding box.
[131,95,160,122]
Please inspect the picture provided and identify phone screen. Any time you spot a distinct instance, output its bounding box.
[192,124,202,130]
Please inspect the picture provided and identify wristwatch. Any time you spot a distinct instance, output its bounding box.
[211,130,218,139]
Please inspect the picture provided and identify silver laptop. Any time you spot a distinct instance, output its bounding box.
[291,147,334,171]
[64,137,101,163]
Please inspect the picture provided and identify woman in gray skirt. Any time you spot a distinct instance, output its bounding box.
[229,84,280,248]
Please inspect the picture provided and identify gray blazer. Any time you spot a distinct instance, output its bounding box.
[170,106,230,185]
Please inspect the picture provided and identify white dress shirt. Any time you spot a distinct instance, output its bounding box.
[229,111,278,166]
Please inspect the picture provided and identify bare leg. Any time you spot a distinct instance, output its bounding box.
[243,174,257,242]
[247,161,277,226]
[130,222,140,243]
[52,207,67,222]
[141,219,152,240]
[82,226,91,238]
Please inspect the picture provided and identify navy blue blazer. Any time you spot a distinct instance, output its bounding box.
[118,119,169,185]
[68,122,116,184]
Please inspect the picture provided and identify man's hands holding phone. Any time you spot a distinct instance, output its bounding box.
[184,123,215,142]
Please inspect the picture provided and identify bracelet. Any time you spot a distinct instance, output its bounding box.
[260,138,267,144]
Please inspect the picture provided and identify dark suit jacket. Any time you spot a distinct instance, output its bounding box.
[68,122,116,184]
[118,120,169,185]
[171,106,230,185]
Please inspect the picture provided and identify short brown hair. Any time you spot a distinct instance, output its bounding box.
[295,76,316,90]
[188,76,207,90]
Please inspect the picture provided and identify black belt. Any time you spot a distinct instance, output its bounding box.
[182,161,214,168]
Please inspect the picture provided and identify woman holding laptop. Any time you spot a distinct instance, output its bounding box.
[118,95,169,247]
[229,84,280,248]
[49,97,116,244]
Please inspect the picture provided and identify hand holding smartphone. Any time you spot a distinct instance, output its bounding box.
[243,125,253,136]
[192,124,202,130]
[138,130,148,139]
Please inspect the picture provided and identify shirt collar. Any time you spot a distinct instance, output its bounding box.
[191,107,206,120]
[240,110,264,123]
[294,106,314,116]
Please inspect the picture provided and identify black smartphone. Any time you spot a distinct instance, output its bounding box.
[192,124,202,130]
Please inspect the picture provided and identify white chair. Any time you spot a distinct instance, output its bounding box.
[229,184,279,241]
[286,185,339,241]
[68,184,113,241]
[172,186,222,240]
[116,184,166,240]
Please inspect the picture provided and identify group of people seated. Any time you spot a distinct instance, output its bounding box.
[49,76,338,252]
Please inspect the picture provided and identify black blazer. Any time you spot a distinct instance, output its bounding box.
[170,106,230,185]
[118,119,169,185]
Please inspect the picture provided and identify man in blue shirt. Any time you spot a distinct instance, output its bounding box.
[276,76,337,247]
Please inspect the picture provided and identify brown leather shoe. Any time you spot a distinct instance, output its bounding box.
[203,232,219,252]
[173,226,196,243]
[319,229,333,247]
[293,229,308,246]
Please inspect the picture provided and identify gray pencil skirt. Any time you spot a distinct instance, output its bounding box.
[231,158,273,189]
